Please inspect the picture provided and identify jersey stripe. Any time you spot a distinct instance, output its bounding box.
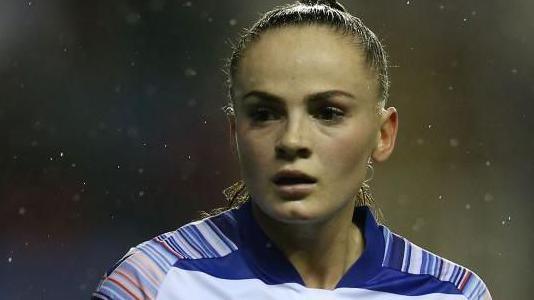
[381,226,490,300]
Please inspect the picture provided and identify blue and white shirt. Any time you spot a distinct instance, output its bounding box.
[93,202,492,299]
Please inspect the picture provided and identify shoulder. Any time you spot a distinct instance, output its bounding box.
[92,209,240,300]
[380,225,492,300]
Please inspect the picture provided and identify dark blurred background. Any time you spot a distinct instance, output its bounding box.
[1,0,532,298]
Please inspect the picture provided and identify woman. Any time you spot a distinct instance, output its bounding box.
[93,1,491,299]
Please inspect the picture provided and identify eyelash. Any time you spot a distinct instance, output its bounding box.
[247,106,346,124]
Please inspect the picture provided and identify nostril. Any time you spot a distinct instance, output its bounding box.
[297,148,311,158]
[275,146,311,159]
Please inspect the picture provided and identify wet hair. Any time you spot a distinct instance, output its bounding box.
[214,0,388,221]
[225,0,390,106]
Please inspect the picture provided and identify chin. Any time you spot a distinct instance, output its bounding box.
[261,197,326,224]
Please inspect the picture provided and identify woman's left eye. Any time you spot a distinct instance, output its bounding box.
[313,106,345,122]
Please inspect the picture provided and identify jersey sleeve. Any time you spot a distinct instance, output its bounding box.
[92,241,176,300]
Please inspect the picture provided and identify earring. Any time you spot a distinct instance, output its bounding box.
[363,160,374,184]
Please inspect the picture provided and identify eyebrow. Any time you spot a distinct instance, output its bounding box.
[241,90,356,103]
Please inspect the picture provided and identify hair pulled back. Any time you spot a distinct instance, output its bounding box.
[219,0,388,221]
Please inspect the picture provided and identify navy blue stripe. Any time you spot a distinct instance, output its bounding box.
[205,219,235,250]
[388,234,406,270]
[188,225,219,257]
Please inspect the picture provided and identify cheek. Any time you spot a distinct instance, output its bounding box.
[318,127,375,178]
[236,130,273,177]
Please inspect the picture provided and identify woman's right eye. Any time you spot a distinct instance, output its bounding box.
[248,107,279,122]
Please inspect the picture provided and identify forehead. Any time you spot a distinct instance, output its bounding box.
[234,25,378,101]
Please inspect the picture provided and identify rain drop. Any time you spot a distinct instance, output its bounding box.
[8,257,12,263]
[184,68,197,77]
[501,216,511,225]
[18,207,26,216]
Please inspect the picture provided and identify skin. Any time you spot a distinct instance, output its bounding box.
[228,25,398,289]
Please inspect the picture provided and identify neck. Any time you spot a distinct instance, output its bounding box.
[251,201,364,290]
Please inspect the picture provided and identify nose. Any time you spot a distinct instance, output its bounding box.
[275,113,311,160]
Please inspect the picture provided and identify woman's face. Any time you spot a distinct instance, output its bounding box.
[231,25,397,224]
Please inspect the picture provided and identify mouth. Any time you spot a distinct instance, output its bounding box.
[271,170,317,199]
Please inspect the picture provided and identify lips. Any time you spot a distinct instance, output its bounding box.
[271,170,317,199]
[271,170,317,185]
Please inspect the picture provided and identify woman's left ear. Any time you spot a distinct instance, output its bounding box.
[371,107,399,162]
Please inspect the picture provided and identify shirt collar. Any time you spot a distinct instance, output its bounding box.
[233,201,385,287]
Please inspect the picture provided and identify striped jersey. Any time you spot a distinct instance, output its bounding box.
[93,202,492,299]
